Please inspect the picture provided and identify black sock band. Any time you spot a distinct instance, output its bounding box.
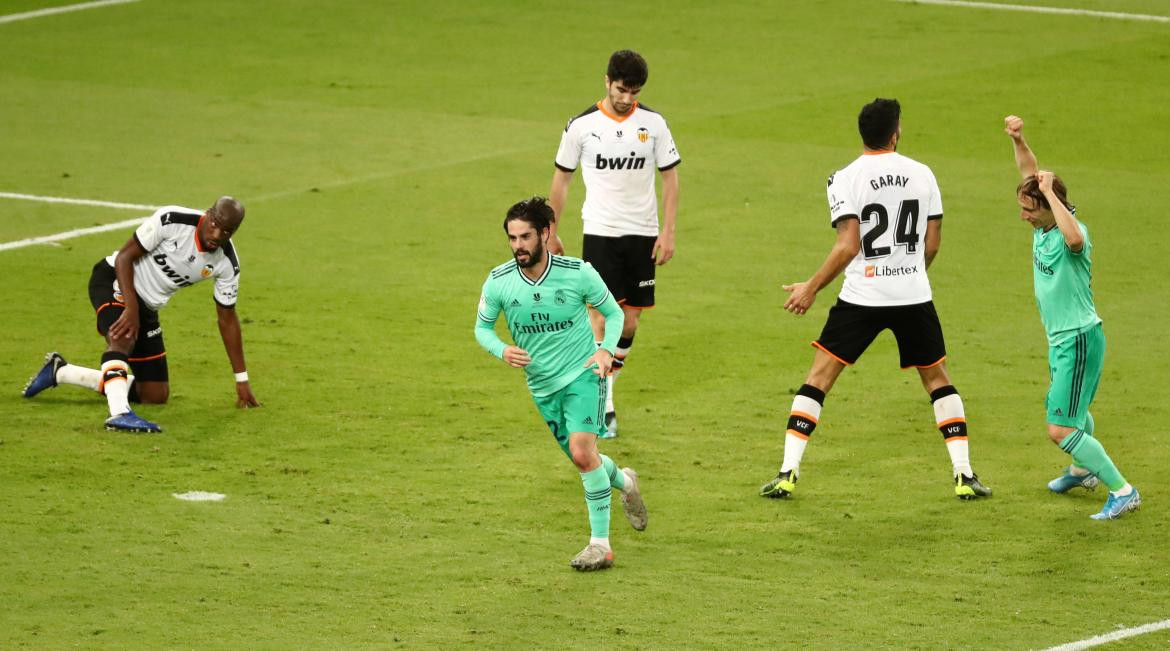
[930,385,959,403]
[796,383,826,405]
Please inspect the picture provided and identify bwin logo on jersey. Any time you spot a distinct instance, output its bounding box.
[595,153,647,170]
[152,253,194,287]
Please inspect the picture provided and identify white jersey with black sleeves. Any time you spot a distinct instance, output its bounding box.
[826,152,943,306]
[554,101,681,237]
[105,206,241,311]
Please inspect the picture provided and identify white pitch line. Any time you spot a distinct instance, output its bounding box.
[0,216,147,252]
[0,0,139,25]
[0,191,157,211]
[1042,618,1170,651]
[896,0,1170,23]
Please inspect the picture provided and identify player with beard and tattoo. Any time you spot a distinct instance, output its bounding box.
[475,196,647,571]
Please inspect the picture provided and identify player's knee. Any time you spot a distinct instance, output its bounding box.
[137,384,169,404]
[569,449,593,471]
[1046,424,1071,444]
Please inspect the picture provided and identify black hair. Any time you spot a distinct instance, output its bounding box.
[858,98,901,150]
[607,50,648,87]
[503,196,555,233]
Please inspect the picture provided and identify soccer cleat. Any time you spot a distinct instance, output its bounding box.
[600,411,618,439]
[569,543,614,571]
[1090,488,1141,520]
[104,410,162,433]
[1048,466,1100,493]
[759,470,797,498]
[22,352,67,398]
[619,467,647,531]
[955,473,993,500]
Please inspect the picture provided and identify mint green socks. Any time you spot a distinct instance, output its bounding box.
[580,465,612,540]
[1059,428,1126,491]
[600,454,626,492]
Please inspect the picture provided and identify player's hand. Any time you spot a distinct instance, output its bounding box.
[1037,170,1055,194]
[652,232,675,266]
[782,281,817,315]
[584,348,614,377]
[108,309,139,343]
[547,234,565,256]
[235,381,261,408]
[1004,115,1024,139]
[503,346,531,368]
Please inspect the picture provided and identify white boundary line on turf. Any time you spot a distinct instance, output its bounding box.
[0,216,147,252]
[895,0,1170,23]
[1042,618,1170,651]
[0,0,139,25]
[0,191,156,211]
[0,192,157,252]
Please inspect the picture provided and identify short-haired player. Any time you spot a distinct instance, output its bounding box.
[760,99,992,501]
[475,197,647,570]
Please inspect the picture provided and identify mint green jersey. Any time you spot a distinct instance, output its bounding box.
[1033,221,1101,345]
[476,253,623,397]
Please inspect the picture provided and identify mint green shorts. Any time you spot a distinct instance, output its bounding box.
[1046,323,1104,428]
[533,369,606,458]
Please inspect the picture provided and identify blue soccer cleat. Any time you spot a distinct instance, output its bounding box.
[1090,487,1141,520]
[105,410,162,434]
[22,352,67,398]
[1048,466,1100,493]
[600,411,618,439]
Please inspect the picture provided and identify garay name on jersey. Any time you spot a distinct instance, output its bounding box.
[869,174,911,190]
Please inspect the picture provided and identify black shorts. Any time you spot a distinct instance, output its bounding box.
[87,260,169,382]
[581,234,656,308]
[814,299,946,368]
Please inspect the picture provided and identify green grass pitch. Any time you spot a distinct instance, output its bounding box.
[2,0,1169,647]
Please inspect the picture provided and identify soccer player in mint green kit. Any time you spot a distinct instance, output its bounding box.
[1006,115,1140,520]
[476,196,648,570]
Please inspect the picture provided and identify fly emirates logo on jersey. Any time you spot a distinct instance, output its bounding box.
[864,264,920,278]
[512,311,575,334]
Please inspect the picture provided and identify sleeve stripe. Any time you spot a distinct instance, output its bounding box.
[927,213,943,221]
[831,214,859,227]
[555,162,576,172]
[658,159,681,172]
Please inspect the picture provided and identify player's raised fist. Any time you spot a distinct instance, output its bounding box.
[1004,115,1024,139]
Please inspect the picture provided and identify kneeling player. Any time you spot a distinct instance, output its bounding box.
[475,196,647,571]
[22,197,260,431]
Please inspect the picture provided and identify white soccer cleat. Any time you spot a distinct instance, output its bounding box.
[569,543,614,571]
[619,467,647,531]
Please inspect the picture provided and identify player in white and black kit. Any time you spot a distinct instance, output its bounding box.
[22,197,259,432]
[548,49,681,438]
[759,99,992,501]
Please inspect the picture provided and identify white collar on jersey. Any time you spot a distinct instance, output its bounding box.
[517,252,552,286]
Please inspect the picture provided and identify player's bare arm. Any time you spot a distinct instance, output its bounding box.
[783,218,861,315]
[216,302,261,408]
[547,169,574,256]
[653,167,679,266]
[108,236,149,344]
[924,219,942,269]
[502,345,532,368]
[1005,115,1039,178]
[1038,170,1084,252]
